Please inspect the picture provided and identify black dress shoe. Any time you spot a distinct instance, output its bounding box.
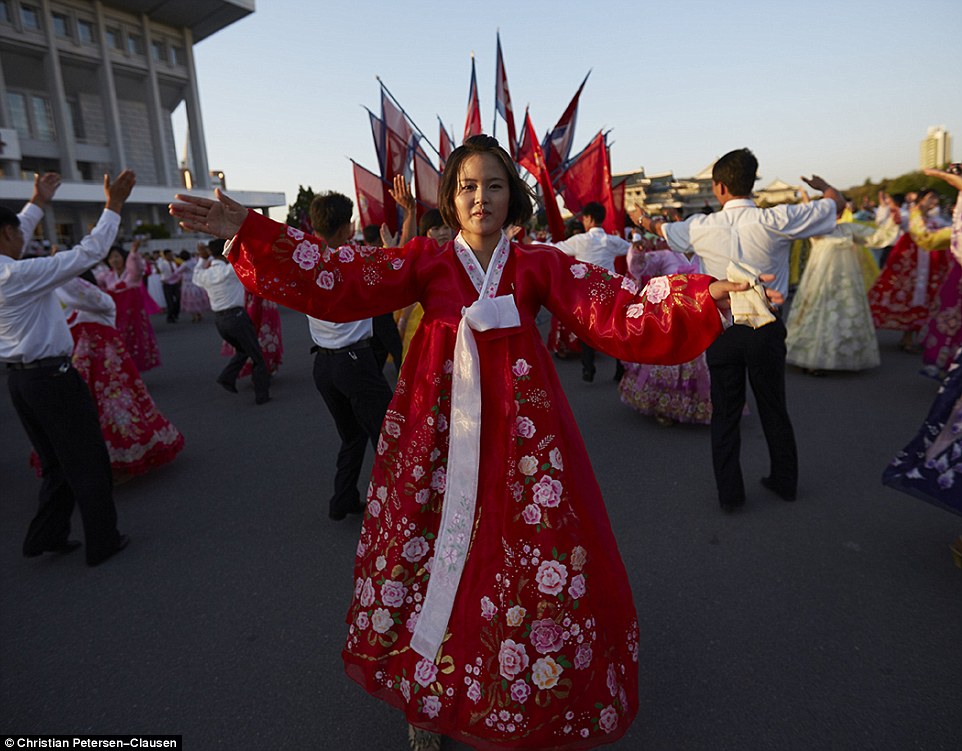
[255,395,272,405]
[720,497,745,513]
[216,378,238,394]
[87,534,129,567]
[329,501,366,521]
[24,539,82,558]
[760,476,797,502]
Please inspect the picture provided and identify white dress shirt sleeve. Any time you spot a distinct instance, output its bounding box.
[17,203,44,254]
[662,216,695,253]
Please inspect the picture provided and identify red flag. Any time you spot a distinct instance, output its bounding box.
[556,131,619,234]
[352,160,396,232]
[611,177,626,238]
[542,71,590,179]
[494,33,517,158]
[517,109,566,242]
[369,110,415,182]
[438,118,454,171]
[464,55,482,141]
[381,85,414,151]
[413,145,440,222]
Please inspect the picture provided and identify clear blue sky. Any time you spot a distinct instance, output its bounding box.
[183,0,962,220]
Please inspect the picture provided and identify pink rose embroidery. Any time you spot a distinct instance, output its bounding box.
[430,467,446,493]
[509,680,531,704]
[497,639,530,681]
[421,695,441,718]
[367,499,381,518]
[570,263,588,279]
[406,611,419,633]
[620,275,640,295]
[626,303,645,319]
[467,680,482,703]
[535,560,568,596]
[338,246,355,263]
[518,456,538,476]
[549,447,563,471]
[316,270,335,290]
[481,596,498,621]
[599,705,618,734]
[402,536,430,563]
[391,258,405,270]
[286,226,305,241]
[292,240,320,270]
[521,504,542,525]
[355,611,369,629]
[400,678,411,702]
[376,436,388,455]
[415,489,430,505]
[381,580,407,608]
[568,573,586,600]
[531,476,562,508]
[607,663,619,697]
[359,578,375,607]
[529,618,564,654]
[505,606,526,628]
[644,275,671,305]
[510,481,524,502]
[414,657,439,688]
[574,643,592,670]
[570,545,587,571]
[512,359,531,377]
[515,416,536,439]
[383,420,401,438]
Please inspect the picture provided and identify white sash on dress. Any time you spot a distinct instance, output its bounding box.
[410,232,519,662]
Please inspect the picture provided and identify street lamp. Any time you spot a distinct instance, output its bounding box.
[209,170,226,190]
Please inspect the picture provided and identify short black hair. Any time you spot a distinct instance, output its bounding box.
[581,202,605,225]
[418,208,445,237]
[362,224,381,244]
[437,135,534,230]
[208,239,226,257]
[712,148,758,196]
[0,206,20,232]
[309,192,354,238]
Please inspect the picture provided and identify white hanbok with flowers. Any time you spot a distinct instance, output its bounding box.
[227,211,724,750]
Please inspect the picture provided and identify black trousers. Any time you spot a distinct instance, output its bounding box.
[705,319,798,506]
[8,362,122,564]
[371,312,403,375]
[312,345,393,517]
[214,307,270,401]
[162,282,181,322]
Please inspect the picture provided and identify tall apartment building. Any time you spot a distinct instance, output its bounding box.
[0,0,283,246]
[919,125,952,170]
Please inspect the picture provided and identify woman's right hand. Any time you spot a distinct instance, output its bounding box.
[169,188,247,238]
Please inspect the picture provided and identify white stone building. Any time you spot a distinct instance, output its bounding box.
[0,0,283,247]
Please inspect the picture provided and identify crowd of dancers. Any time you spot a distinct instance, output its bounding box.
[3,140,960,750]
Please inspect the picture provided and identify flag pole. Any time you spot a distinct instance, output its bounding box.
[376,76,441,159]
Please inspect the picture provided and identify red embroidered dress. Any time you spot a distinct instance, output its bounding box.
[228,211,722,750]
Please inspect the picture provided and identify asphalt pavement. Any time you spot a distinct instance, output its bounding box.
[1,306,960,750]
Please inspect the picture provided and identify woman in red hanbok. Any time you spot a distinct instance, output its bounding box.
[100,243,161,371]
[55,276,183,476]
[171,136,760,751]
[868,190,951,350]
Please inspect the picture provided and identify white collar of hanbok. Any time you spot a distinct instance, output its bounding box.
[453,231,511,300]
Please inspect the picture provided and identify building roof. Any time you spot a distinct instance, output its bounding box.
[104,0,254,42]
[760,179,795,191]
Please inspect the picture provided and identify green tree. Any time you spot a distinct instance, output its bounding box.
[286,185,315,229]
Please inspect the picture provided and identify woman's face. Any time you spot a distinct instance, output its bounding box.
[107,250,123,271]
[453,153,510,246]
[427,224,452,244]
[918,193,940,213]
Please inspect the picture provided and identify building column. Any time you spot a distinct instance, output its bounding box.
[0,56,22,178]
[140,14,171,186]
[93,0,126,173]
[38,0,79,180]
[181,27,209,189]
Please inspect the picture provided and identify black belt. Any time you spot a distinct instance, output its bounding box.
[6,356,71,371]
[311,338,372,355]
[214,306,244,315]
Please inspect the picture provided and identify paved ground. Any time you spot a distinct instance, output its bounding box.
[1,306,960,750]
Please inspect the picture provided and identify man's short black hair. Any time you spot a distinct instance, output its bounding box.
[0,206,20,232]
[309,192,354,238]
[712,148,758,196]
[208,239,226,257]
[362,224,381,245]
[581,202,606,225]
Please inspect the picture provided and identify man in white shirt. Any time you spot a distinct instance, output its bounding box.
[156,248,183,323]
[192,239,271,404]
[553,202,631,381]
[0,170,135,565]
[631,148,844,512]
[307,192,392,521]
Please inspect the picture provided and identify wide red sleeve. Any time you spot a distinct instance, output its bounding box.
[520,245,723,365]
[226,210,422,321]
